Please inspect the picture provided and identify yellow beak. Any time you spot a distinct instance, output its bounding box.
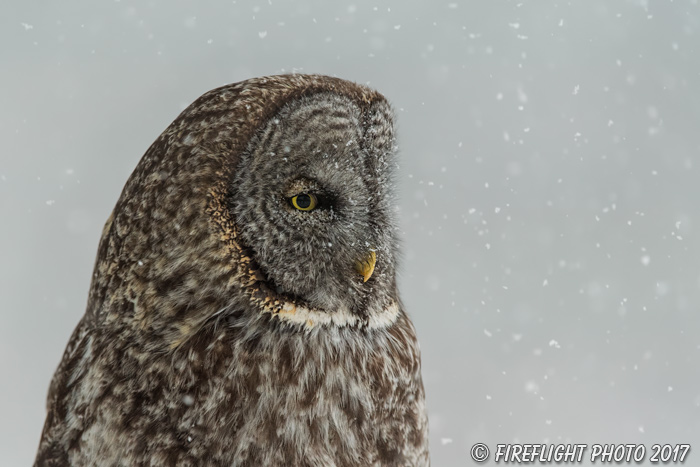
[354,250,377,283]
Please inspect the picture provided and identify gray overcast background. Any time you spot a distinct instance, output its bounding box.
[2,0,699,465]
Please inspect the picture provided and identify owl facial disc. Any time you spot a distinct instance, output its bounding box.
[231,91,398,317]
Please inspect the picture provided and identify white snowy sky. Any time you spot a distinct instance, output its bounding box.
[1,1,699,465]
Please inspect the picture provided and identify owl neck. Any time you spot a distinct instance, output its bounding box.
[255,298,401,331]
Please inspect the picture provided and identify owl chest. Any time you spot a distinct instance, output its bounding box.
[174,328,420,464]
[68,324,423,465]
[213,333,400,428]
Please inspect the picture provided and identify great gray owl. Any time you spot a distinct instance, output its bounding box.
[35,74,429,466]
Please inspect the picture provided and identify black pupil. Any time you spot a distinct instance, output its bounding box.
[296,194,311,209]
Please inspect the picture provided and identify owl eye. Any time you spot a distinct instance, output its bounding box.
[290,193,318,211]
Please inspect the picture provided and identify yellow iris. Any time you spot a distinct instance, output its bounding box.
[291,193,317,211]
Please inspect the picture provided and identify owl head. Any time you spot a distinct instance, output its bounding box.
[97,75,401,346]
